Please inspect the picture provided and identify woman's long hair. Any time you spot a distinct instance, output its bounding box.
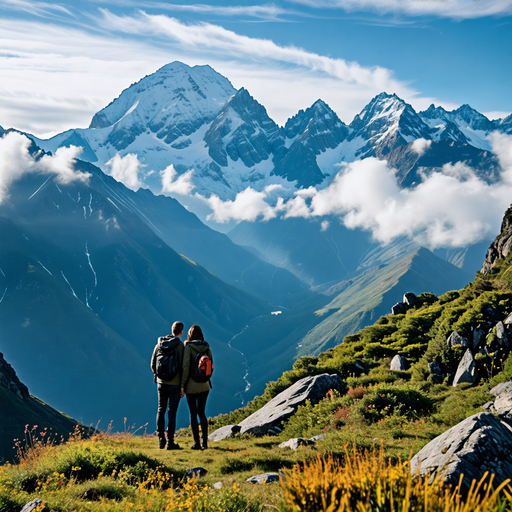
[185,325,204,344]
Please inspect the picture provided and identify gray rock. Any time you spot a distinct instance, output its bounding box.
[21,500,48,512]
[494,391,512,426]
[185,467,207,480]
[504,313,512,325]
[391,302,408,315]
[482,401,494,410]
[309,434,325,443]
[472,328,485,350]
[246,473,281,484]
[390,354,408,371]
[496,321,509,346]
[428,361,442,375]
[238,374,344,436]
[452,349,477,387]
[208,425,241,442]
[213,482,223,489]
[403,292,418,307]
[490,380,512,396]
[410,412,512,492]
[446,331,469,348]
[278,438,310,450]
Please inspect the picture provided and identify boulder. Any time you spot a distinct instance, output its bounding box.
[391,302,408,315]
[472,328,485,350]
[21,500,48,512]
[309,434,325,443]
[238,374,344,436]
[446,331,469,348]
[504,313,512,325]
[246,473,281,485]
[208,425,241,442]
[496,322,509,346]
[494,391,512,426]
[428,361,444,384]
[213,482,223,489]
[278,438,311,450]
[185,467,207,480]
[390,354,408,371]
[403,292,418,308]
[490,380,512,396]
[452,349,477,387]
[410,412,512,492]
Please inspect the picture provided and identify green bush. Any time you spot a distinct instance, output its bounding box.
[353,383,432,423]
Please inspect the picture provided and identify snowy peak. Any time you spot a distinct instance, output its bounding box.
[349,92,431,157]
[204,87,283,168]
[451,104,494,132]
[89,61,236,150]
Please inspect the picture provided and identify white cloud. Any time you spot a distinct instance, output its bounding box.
[203,133,512,249]
[288,0,512,19]
[484,111,511,121]
[160,164,195,195]
[0,131,90,203]
[105,153,144,191]
[411,138,431,157]
[203,187,278,223]
[321,220,330,231]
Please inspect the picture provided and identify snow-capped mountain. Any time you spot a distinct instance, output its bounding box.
[29,62,509,203]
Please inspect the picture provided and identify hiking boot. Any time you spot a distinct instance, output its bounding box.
[191,442,203,450]
[202,438,208,450]
[167,442,182,451]
[158,437,166,449]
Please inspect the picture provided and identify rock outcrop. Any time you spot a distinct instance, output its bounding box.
[238,374,344,436]
[481,205,512,275]
[208,425,241,442]
[390,354,408,371]
[391,292,419,315]
[452,349,477,387]
[410,412,512,492]
[0,352,29,399]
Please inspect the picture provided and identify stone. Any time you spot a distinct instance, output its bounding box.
[213,482,223,489]
[446,331,469,348]
[208,425,241,442]
[21,500,48,512]
[482,401,494,410]
[496,322,509,346]
[494,391,512,426]
[246,473,281,485]
[278,438,311,450]
[472,328,485,350]
[490,380,512,396]
[238,374,344,436]
[504,313,512,325]
[403,292,418,308]
[185,467,207,480]
[452,349,477,387]
[391,302,408,315]
[410,412,512,492]
[428,361,442,375]
[390,354,408,371]
[309,434,326,443]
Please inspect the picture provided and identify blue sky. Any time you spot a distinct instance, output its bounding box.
[0,0,511,137]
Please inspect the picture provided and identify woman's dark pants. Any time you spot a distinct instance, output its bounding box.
[186,391,209,443]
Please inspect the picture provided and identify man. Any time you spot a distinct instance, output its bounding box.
[151,321,184,450]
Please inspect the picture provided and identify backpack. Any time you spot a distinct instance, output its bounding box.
[192,352,214,383]
[155,344,180,381]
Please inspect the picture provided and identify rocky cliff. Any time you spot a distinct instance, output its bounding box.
[0,352,29,400]
[481,205,512,275]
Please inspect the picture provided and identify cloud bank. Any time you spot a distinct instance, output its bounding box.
[0,131,90,204]
[202,132,512,249]
[105,153,144,191]
[160,164,195,195]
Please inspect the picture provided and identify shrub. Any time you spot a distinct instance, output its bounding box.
[353,383,432,423]
[347,386,368,400]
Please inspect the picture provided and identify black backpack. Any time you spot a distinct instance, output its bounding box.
[155,344,180,381]
[192,352,214,383]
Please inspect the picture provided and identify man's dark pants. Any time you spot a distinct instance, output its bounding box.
[156,383,181,441]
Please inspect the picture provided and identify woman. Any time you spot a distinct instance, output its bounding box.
[180,325,213,450]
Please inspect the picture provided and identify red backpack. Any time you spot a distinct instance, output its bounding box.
[192,352,214,382]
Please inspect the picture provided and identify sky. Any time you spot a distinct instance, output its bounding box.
[0,0,511,138]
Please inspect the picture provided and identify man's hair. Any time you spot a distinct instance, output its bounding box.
[172,321,184,336]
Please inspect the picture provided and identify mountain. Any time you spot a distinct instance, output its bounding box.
[0,136,285,428]
[28,62,509,205]
[228,246,471,398]
[0,352,78,463]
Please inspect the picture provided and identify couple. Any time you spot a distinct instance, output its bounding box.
[150,322,213,451]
